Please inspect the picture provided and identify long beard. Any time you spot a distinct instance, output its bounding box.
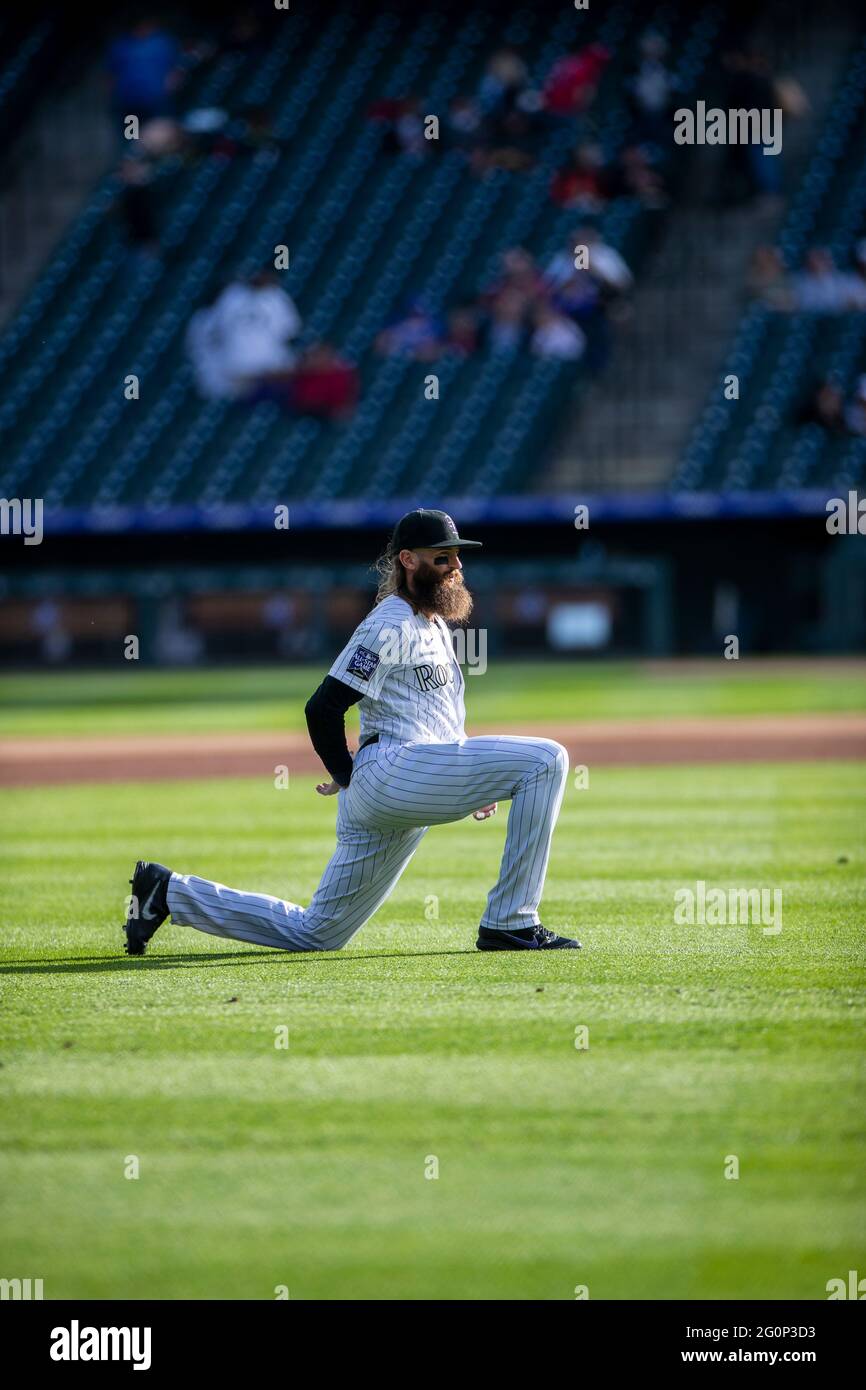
[410,568,474,623]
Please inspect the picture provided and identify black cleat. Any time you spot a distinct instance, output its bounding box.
[476,925,581,951]
[124,861,172,956]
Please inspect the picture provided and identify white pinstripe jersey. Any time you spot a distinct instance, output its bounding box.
[328,594,466,746]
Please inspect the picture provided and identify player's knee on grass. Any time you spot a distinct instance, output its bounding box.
[300,912,358,951]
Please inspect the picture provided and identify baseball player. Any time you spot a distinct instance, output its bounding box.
[123,509,578,956]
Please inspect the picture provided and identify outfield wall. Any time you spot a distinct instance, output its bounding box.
[1,512,863,664]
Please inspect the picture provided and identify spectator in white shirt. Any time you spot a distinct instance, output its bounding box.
[545,224,633,301]
[792,248,863,314]
[530,304,586,359]
[186,273,302,400]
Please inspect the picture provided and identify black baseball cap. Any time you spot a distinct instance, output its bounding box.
[388,508,482,555]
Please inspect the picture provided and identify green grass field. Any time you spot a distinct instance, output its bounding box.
[2,658,866,736]
[1,662,864,1299]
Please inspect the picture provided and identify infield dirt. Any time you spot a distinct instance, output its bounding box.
[2,713,864,786]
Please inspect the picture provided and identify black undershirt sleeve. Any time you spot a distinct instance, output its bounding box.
[304,674,364,788]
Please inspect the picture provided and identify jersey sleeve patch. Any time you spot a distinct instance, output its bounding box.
[346,644,381,681]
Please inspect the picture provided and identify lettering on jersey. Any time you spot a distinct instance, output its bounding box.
[347,645,381,680]
[412,662,455,692]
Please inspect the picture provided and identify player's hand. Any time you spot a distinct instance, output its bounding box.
[472,802,498,821]
[316,780,342,796]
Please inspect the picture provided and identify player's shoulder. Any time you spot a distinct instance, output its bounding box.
[371,593,415,619]
[365,594,417,631]
[341,595,416,665]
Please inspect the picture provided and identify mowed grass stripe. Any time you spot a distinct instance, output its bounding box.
[0,762,864,1298]
[1,659,865,735]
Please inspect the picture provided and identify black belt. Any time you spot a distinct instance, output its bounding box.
[358,734,380,750]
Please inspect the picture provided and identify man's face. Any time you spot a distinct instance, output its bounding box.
[403,546,473,622]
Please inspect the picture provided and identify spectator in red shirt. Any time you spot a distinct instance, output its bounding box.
[289,344,358,420]
[543,44,610,116]
[550,141,610,213]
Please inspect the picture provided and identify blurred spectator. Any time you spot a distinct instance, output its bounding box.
[186,304,232,400]
[720,50,777,202]
[748,244,793,310]
[545,256,599,321]
[445,306,480,356]
[608,143,668,208]
[480,248,547,349]
[374,238,623,367]
[482,247,546,304]
[369,97,430,159]
[367,97,401,123]
[181,106,229,152]
[796,379,847,433]
[115,157,159,253]
[544,226,631,369]
[138,116,187,160]
[488,285,527,352]
[545,231,599,322]
[512,589,548,626]
[625,30,678,150]
[262,594,311,658]
[718,49,807,204]
[478,49,530,115]
[530,304,586,359]
[215,272,301,381]
[107,18,182,123]
[585,226,633,299]
[32,600,72,664]
[848,239,866,310]
[546,224,633,302]
[796,375,866,435]
[482,106,538,173]
[550,142,610,213]
[844,375,866,436]
[792,248,864,313]
[394,97,428,157]
[543,44,610,116]
[287,343,359,420]
[188,107,226,133]
[177,104,282,163]
[376,299,445,359]
[449,50,543,175]
[155,599,204,665]
[187,274,302,400]
[447,95,484,159]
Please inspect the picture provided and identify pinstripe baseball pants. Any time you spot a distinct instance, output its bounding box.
[167,734,568,952]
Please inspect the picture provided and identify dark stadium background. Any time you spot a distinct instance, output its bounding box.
[1,0,864,660]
